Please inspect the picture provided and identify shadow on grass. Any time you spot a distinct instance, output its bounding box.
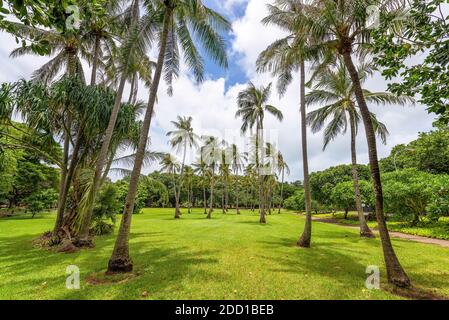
[0,230,220,300]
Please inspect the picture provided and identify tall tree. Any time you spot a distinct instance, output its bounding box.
[167,116,198,218]
[257,0,314,246]
[297,0,411,287]
[77,0,146,244]
[235,82,283,224]
[226,144,247,214]
[306,60,412,237]
[107,0,230,273]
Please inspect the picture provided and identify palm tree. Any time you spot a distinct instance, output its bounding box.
[159,154,181,211]
[201,136,222,219]
[236,82,283,224]
[193,158,208,214]
[226,144,247,214]
[184,166,194,213]
[78,0,147,243]
[307,60,412,237]
[275,151,290,214]
[257,0,314,246]
[296,0,411,287]
[167,116,199,219]
[107,0,230,274]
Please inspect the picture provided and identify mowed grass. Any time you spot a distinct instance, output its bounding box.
[1,208,449,300]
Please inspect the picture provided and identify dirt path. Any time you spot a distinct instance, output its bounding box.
[312,217,449,248]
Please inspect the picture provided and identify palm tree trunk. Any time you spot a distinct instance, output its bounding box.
[78,73,128,242]
[128,74,136,104]
[207,172,214,219]
[342,51,410,288]
[203,175,207,214]
[349,112,375,238]
[278,169,284,214]
[77,7,139,243]
[175,141,187,218]
[297,60,312,248]
[236,175,240,214]
[90,33,100,86]
[107,8,173,274]
[257,123,266,224]
[100,152,114,187]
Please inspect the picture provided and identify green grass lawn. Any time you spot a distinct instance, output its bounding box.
[1,208,449,300]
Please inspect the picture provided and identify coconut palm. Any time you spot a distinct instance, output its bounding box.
[107,0,230,273]
[275,151,290,214]
[78,0,148,243]
[167,116,199,218]
[226,144,247,214]
[235,82,283,224]
[307,60,413,237]
[192,158,208,214]
[295,0,412,287]
[159,154,181,211]
[201,136,222,219]
[257,0,315,246]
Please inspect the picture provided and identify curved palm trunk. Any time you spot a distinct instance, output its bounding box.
[349,112,375,238]
[342,51,410,288]
[298,60,312,248]
[78,74,127,242]
[107,8,173,273]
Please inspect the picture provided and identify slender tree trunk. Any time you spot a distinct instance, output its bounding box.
[203,175,207,214]
[298,60,312,248]
[221,189,225,213]
[175,142,187,218]
[90,33,101,87]
[100,152,114,187]
[207,172,215,219]
[236,175,240,214]
[342,50,410,288]
[278,169,284,214]
[128,74,136,104]
[349,112,375,238]
[107,8,173,274]
[78,74,127,242]
[78,5,139,242]
[257,123,266,224]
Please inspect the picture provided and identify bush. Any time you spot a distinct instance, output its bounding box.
[284,190,305,211]
[382,169,449,224]
[25,189,58,218]
[93,183,120,223]
[90,220,114,236]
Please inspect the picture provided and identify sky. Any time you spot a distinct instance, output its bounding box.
[0,0,438,182]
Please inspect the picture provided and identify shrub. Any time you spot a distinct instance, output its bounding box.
[90,220,114,236]
[25,189,58,218]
